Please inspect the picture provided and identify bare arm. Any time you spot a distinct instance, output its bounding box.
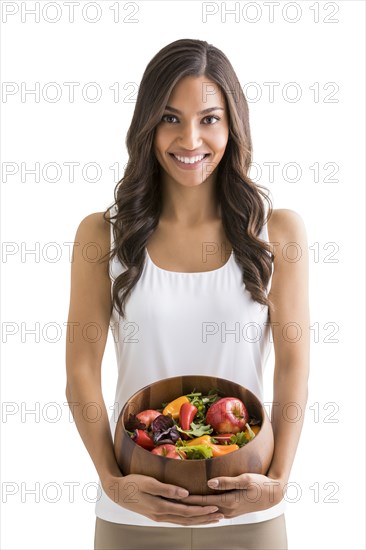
[64,211,222,525]
[177,208,311,516]
[65,211,122,485]
[266,208,310,484]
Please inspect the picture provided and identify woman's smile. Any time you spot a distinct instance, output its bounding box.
[168,152,211,170]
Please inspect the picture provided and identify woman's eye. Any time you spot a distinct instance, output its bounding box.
[161,114,220,124]
[203,115,220,124]
[161,114,178,123]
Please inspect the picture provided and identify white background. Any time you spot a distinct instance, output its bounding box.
[1,1,365,549]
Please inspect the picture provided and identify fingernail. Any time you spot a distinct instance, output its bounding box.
[208,480,218,488]
[177,488,189,497]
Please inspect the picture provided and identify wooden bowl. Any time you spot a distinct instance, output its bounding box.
[114,375,274,495]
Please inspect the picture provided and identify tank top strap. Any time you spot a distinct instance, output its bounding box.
[108,204,117,248]
[108,204,119,283]
[259,205,274,285]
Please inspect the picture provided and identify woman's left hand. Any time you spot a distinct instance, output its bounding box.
[180,473,285,519]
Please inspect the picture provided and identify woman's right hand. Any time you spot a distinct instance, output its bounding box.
[102,474,224,526]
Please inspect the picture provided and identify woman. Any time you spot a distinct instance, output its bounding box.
[65,39,310,550]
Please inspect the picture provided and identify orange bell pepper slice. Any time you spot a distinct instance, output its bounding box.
[186,435,212,446]
[186,435,239,457]
[210,443,239,457]
[162,395,190,419]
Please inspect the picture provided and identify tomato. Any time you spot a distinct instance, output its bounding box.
[132,429,154,450]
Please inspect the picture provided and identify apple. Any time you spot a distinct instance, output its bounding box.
[136,409,161,428]
[151,444,186,460]
[167,448,186,460]
[206,397,249,434]
[151,444,176,456]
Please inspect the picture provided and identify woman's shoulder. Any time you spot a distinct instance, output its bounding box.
[267,208,307,248]
[74,211,111,255]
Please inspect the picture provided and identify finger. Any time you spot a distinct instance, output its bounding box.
[180,494,219,506]
[182,493,235,509]
[207,474,252,490]
[157,500,220,518]
[143,478,189,500]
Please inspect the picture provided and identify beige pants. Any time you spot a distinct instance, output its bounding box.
[94,514,288,550]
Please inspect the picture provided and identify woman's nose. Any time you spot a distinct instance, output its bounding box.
[178,122,202,149]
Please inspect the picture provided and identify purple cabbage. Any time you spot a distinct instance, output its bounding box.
[151,414,173,432]
[125,413,146,432]
[151,414,180,445]
[153,425,180,445]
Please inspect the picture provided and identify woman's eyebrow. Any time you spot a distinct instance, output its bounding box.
[164,105,225,115]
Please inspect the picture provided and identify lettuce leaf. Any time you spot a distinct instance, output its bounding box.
[229,431,249,447]
[176,422,213,438]
[229,424,256,447]
[178,444,213,460]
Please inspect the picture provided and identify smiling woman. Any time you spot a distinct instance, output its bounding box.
[65,37,309,550]
[153,81,229,181]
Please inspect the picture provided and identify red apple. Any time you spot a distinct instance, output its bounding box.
[167,448,187,460]
[206,397,249,434]
[151,444,186,460]
[136,409,161,428]
[151,444,176,456]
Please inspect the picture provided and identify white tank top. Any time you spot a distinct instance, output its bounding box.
[95,204,287,527]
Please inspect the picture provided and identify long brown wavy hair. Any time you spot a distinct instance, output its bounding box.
[101,38,275,319]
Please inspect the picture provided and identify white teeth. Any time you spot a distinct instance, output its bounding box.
[173,154,206,164]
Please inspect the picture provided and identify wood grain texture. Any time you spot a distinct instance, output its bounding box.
[114,375,274,495]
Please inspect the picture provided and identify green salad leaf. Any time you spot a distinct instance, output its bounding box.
[229,431,249,447]
[176,422,213,438]
[179,444,213,460]
[228,424,256,447]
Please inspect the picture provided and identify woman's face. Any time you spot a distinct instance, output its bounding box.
[153,75,229,188]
